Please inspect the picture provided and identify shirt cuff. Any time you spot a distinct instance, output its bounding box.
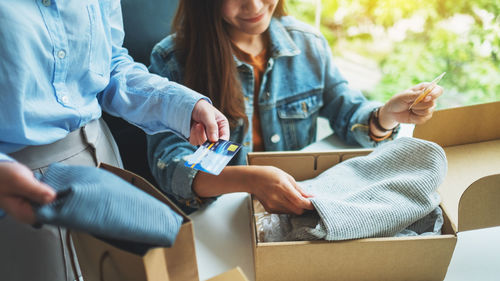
[0,153,15,162]
[161,82,212,139]
[349,102,396,147]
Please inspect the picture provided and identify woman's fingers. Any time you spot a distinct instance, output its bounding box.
[253,166,314,215]
[0,196,36,224]
[278,181,313,214]
[0,162,56,224]
[189,122,207,146]
[294,182,314,198]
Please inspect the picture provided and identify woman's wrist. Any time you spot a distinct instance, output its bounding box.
[374,107,398,130]
[192,166,254,197]
[369,106,399,141]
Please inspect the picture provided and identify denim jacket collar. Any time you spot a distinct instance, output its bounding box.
[234,17,301,67]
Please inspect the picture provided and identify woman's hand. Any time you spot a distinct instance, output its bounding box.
[0,161,56,224]
[192,165,314,215]
[244,166,314,215]
[378,83,444,130]
[190,99,230,145]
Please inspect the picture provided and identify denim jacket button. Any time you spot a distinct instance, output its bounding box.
[301,101,308,113]
[271,134,281,143]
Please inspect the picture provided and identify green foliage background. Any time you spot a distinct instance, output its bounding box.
[287,0,500,108]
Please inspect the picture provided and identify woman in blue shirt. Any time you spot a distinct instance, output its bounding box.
[148,0,443,215]
[0,1,228,280]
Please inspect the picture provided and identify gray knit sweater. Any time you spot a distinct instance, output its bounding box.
[262,137,448,241]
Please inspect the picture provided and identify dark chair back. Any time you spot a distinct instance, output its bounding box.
[103,0,179,184]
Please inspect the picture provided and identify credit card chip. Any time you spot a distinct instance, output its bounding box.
[227,144,239,152]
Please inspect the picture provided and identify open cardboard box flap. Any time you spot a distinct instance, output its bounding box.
[413,101,500,232]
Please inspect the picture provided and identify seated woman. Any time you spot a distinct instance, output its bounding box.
[147,0,443,215]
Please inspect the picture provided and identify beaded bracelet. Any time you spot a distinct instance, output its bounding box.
[369,107,400,141]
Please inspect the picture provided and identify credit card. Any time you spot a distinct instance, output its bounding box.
[409,72,446,110]
[184,140,242,175]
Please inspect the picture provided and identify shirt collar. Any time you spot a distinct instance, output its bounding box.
[267,17,301,58]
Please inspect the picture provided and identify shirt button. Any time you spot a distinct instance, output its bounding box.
[61,95,69,104]
[57,50,66,59]
[265,92,271,98]
[42,0,51,7]
[270,134,281,143]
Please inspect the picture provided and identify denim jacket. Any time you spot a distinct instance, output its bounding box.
[147,16,393,210]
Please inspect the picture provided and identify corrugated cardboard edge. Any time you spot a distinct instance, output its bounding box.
[414,101,500,232]
[206,267,250,281]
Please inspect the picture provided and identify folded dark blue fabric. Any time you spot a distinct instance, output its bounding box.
[32,163,183,255]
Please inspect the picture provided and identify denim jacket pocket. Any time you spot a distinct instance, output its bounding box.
[276,90,323,150]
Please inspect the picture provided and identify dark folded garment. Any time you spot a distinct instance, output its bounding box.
[32,163,183,255]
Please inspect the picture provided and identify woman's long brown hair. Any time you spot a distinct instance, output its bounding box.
[172,0,286,129]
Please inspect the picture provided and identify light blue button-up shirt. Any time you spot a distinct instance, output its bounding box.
[0,0,206,162]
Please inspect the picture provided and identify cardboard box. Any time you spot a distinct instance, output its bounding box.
[206,267,250,281]
[247,101,500,281]
[71,163,199,281]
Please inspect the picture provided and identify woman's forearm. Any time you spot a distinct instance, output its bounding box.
[193,165,313,214]
[192,165,255,197]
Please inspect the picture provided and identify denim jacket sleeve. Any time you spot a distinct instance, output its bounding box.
[317,36,392,147]
[147,44,215,211]
[147,131,214,211]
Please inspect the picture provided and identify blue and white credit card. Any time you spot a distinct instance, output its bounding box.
[184,140,242,175]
